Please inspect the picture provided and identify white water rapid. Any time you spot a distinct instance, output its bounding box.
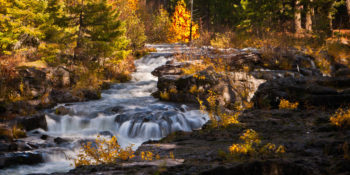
[0,44,209,175]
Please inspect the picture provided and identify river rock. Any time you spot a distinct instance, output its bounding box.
[54,137,68,145]
[252,76,350,109]
[55,106,70,115]
[0,152,44,169]
[49,66,71,88]
[155,67,265,108]
[10,113,47,131]
[151,62,189,77]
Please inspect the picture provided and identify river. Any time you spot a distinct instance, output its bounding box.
[0,44,209,175]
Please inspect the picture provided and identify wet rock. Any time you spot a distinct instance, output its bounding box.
[50,89,81,103]
[0,152,44,169]
[111,106,125,113]
[99,131,114,137]
[55,106,70,115]
[81,89,101,100]
[152,62,189,77]
[10,113,47,131]
[14,140,33,151]
[54,137,68,145]
[40,134,49,140]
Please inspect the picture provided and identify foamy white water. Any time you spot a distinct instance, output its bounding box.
[0,44,209,175]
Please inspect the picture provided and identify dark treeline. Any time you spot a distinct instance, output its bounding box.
[146,0,350,34]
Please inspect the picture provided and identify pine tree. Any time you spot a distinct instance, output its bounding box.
[0,0,49,54]
[66,0,130,61]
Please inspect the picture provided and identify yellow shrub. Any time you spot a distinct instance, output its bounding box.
[229,129,286,157]
[210,32,232,48]
[11,125,26,139]
[279,99,299,110]
[197,91,240,127]
[160,91,170,100]
[169,152,175,159]
[169,87,178,94]
[74,136,135,167]
[330,108,350,128]
[240,129,261,145]
[141,151,154,161]
[219,112,240,127]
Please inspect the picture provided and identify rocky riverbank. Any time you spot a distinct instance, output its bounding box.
[50,46,350,175]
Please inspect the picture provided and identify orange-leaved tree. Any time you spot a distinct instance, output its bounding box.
[168,0,199,43]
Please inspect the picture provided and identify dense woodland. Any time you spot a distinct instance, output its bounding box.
[0,0,350,174]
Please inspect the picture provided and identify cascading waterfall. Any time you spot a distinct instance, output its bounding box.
[0,44,209,175]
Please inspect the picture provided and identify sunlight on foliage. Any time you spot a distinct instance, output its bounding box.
[198,91,240,128]
[160,91,170,101]
[141,151,154,161]
[229,129,286,158]
[330,107,350,128]
[279,99,299,110]
[74,136,135,167]
[168,0,199,43]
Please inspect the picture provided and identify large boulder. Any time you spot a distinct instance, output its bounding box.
[17,67,48,99]
[47,66,71,88]
[152,62,189,77]
[10,113,47,131]
[252,77,350,109]
[155,67,265,108]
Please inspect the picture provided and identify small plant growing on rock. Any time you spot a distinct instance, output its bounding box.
[279,99,299,110]
[330,107,350,128]
[141,151,154,161]
[198,91,240,128]
[159,91,170,100]
[229,129,286,158]
[74,136,135,167]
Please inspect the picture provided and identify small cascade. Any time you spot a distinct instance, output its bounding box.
[0,44,209,175]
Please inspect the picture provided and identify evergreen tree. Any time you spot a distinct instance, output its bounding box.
[66,0,129,61]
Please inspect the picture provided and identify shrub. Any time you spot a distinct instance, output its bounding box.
[140,151,154,161]
[74,135,135,167]
[11,125,26,139]
[279,99,299,110]
[229,129,286,158]
[210,32,233,48]
[198,91,240,128]
[145,8,171,43]
[330,107,350,128]
[159,91,170,100]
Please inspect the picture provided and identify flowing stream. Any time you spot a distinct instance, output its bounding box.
[0,44,209,175]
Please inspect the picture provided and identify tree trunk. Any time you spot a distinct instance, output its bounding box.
[295,0,303,33]
[306,0,313,32]
[347,0,350,24]
[328,2,335,34]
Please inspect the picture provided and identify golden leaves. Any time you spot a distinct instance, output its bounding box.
[168,0,199,43]
[74,136,135,167]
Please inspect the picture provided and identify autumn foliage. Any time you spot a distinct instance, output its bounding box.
[168,0,199,43]
[74,136,135,167]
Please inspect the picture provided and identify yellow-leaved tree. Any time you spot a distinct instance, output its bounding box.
[168,0,199,43]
